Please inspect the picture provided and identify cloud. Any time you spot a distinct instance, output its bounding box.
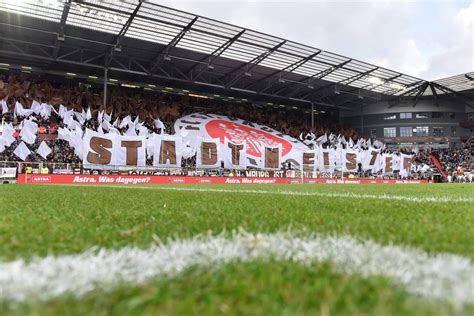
[419,2,474,80]
[157,0,473,80]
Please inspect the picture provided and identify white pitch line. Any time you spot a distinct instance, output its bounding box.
[1,232,473,307]
[66,184,474,204]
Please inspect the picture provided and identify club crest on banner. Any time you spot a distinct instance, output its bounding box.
[175,113,307,168]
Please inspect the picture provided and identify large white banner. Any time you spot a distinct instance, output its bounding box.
[318,147,336,171]
[341,148,359,173]
[222,139,247,170]
[362,148,381,172]
[196,138,222,169]
[74,114,414,175]
[152,134,183,168]
[82,129,146,168]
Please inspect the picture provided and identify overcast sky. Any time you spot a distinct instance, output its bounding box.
[158,0,473,81]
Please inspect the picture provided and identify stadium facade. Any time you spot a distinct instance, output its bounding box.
[0,0,473,150]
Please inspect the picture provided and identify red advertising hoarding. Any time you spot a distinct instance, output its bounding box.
[17,174,429,185]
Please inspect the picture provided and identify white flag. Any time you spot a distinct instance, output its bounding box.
[97,123,105,134]
[1,99,9,114]
[13,141,31,161]
[125,125,137,136]
[57,127,71,142]
[348,137,354,148]
[73,111,85,125]
[40,103,52,119]
[102,120,111,132]
[0,122,16,147]
[19,118,38,145]
[154,118,165,130]
[138,124,149,136]
[97,110,104,123]
[119,115,131,129]
[103,111,112,123]
[316,134,327,144]
[58,104,67,119]
[14,101,34,118]
[19,128,36,144]
[37,141,52,159]
[31,100,42,115]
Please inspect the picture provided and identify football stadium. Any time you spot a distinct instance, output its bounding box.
[0,0,473,315]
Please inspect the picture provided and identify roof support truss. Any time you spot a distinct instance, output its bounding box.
[412,82,429,107]
[189,29,246,81]
[275,59,352,98]
[222,40,287,89]
[115,1,142,47]
[148,16,198,74]
[52,0,71,60]
[431,82,474,108]
[105,1,142,68]
[247,50,321,91]
[298,66,379,101]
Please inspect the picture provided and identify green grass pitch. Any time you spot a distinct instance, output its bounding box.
[1,183,473,315]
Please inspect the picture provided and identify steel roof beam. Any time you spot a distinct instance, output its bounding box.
[246,50,321,91]
[385,81,427,108]
[396,81,426,97]
[148,16,198,74]
[330,74,402,103]
[275,59,352,98]
[412,82,429,107]
[297,67,381,103]
[115,1,142,47]
[189,29,246,81]
[297,67,379,101]
[429,83,438,100]
[431,82,474,108]
[52,0,71,60]
[222,40,287,88]
[105,1,142,68]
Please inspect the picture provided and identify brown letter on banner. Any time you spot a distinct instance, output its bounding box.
[302,152,315,172]
[228,143,244,165]
[201,142,218,165]
[159,140,177,164]
[121,140,142,165]
[385,156,392,173]
[403,157,411,170]
[265,147,279,169]
[87,136,112,164]
[323,151,330,167]
[370,151,378,166]
[346,153,357,170]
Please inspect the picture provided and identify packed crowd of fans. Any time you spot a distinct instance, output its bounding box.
[0,73,472,180]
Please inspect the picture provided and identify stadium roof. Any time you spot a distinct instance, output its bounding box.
[0,0,473,109]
